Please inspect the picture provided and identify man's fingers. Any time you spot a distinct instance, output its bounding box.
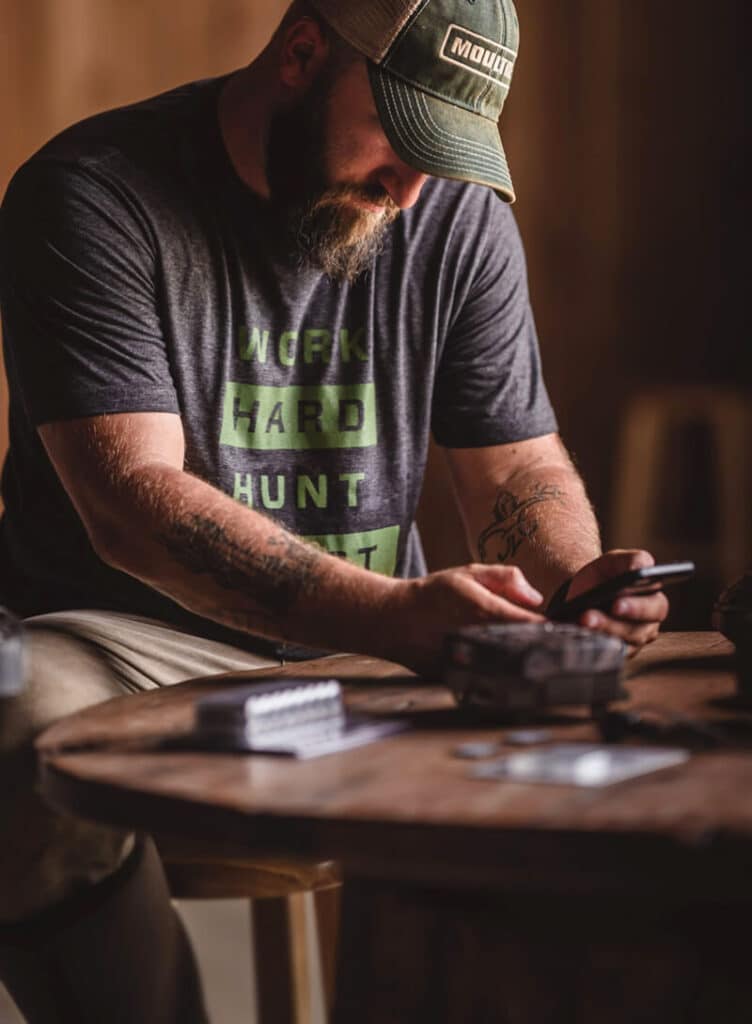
[579,611,660,649]
[567,549,656,599]
[600,548,655,574]
[485,596,546,623]
[466,575,546,623]
[469,564,544,608]
[609,589,669,624]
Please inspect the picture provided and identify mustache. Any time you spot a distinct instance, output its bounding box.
[311,183,400,216]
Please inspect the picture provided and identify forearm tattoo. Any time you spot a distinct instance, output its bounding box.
[159,513,323,617]
[478,483,563,564]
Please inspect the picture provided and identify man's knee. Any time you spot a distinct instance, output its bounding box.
[1,625,125,753]
[0,783,134,922]
[0,627,133,922]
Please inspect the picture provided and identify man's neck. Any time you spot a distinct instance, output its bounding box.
[217,63,272,200]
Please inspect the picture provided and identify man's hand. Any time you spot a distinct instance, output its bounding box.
[388,564,545,676]
[563,549,669,654]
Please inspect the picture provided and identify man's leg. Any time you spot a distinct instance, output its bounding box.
[0,838,206,1024]
[0,614,277,1023]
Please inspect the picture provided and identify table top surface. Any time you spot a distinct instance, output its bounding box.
[37,632,752,895]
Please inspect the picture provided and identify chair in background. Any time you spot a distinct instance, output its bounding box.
[156,835,341,1024]
[610,387,752,586]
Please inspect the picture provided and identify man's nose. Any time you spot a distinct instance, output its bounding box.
[379,163,429,209]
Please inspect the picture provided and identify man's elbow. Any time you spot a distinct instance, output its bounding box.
[85,514,141,573]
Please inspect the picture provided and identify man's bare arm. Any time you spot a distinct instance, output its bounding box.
[446,434,668,650]
[446,434,601,599]
[38,412,545,673]
[39,412,401,652]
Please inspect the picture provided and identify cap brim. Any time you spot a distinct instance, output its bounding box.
[368,64,515,203]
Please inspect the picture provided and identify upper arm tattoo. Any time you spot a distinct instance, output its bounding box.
[159,513,323,618]
[478,483,563,564]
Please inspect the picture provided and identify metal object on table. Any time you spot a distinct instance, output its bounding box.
[595,705,752,749]
[471,743,690,788]
[452,741,503,760]
[0,607,25,698]
[505,728,553,746]
[194,678,407,758]
[444,623,626,716]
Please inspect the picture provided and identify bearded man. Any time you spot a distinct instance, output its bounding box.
[0,2,667,1021]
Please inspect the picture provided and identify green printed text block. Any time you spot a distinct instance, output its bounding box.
[306,526,400,576]
[220,382,377,451]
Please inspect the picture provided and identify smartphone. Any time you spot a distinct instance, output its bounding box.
[553,561,696,622]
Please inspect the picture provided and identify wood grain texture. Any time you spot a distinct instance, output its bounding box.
[155,833,341,900]
[251,896,296,1024]
[333,876,752,1024]
[37,633,752,898]
[34,632,752,1019]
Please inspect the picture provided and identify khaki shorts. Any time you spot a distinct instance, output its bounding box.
[0,610,278,923]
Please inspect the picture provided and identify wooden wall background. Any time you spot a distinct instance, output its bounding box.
[1,1,749,622]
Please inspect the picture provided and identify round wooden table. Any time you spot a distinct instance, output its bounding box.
[38,633,752,1022]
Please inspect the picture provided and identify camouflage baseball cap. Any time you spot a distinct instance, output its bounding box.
[308,0,519,202]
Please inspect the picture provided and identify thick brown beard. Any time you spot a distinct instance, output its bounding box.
[265,62,402,282]
[294,185,401,282]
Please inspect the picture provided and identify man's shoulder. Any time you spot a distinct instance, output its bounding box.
[401,176,518,253]
[41,76,222,160]
[10,76,225,193]
[2,75,228,234]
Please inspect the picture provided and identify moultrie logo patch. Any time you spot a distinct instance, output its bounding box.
[439,24,516,89]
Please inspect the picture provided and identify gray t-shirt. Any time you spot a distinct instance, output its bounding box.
[0,75,556,651]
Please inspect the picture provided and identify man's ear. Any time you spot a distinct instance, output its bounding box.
[279,17,330,91]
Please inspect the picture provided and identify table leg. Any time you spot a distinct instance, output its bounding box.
[251,896,295,1024]
[315,886,342,1014]
[252,889,340,1024]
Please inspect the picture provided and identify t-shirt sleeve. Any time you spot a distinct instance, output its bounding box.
[431,193,558,448]
[0,157,179,426]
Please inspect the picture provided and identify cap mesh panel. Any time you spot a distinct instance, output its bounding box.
[309,0,424,63]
